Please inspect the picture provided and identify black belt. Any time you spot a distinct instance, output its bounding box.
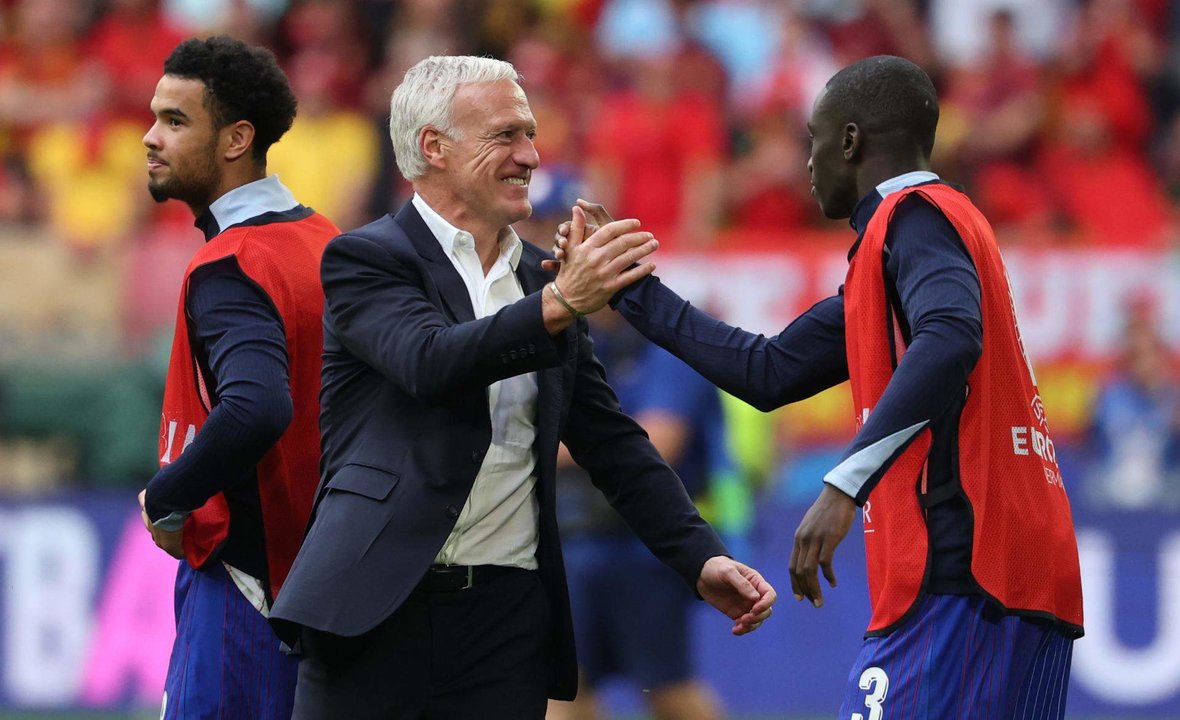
[415,564,529,592]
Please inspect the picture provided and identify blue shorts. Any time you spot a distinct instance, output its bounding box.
[839,594,1074,720]
[161,561,298,720]
[563,534,693,690]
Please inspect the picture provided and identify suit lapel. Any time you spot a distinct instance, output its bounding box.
[394,205,571,419]
[394,202,475,323]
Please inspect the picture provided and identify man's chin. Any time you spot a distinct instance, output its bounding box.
[148,182,170,204]
[503,201,533,226]
[817,197,854,221]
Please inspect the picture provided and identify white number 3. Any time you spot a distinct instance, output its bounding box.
[850,666,889,720]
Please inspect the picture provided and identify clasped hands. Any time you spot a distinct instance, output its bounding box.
[540,201,653,321]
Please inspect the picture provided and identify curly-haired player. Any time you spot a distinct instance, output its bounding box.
[137,36,339,720]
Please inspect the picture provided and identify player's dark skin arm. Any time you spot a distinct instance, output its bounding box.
[556,198,981,609]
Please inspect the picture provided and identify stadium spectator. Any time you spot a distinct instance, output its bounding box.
[929,0,1069,68]
[818,0,934,69]
[584,50,726,249]
[268,49,380,230]
[725,103,814,235]
[1,0,132,249]
[940,9,1050,230]
[1085,301,1180,509]
[1055,0,1160,153]
[0,0,108,133]
[162,0,286,40]
[755,7,840,129]
[360,0,470,216]
[685,0,779,114]
[276,0,371,109]
[1037,92,1175,245]
[137,36,339,720]
[86,0,186,121]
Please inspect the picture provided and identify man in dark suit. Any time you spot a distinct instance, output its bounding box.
[270,55,777,719]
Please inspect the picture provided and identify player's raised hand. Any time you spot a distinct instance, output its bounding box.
[696,556,777,636]
[790,484,856,608]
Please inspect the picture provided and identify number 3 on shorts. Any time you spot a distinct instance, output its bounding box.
[850,666,889,720]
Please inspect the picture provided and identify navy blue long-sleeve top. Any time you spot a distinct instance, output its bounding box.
[611,176,983,593]
[143,176,299,582]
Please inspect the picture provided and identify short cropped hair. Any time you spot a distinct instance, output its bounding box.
[390,56,521,180]
[164,36,297,163]
[822,55,939,157]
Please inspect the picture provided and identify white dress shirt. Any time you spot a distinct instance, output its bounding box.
[413,194,541,570]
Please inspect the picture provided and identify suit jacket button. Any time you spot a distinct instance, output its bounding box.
[528,343,536,354]
[445,504,460,519]
[471,450,482,463]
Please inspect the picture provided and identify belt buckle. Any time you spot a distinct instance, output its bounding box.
[463,565,474,590]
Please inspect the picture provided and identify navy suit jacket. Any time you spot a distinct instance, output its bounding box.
[270,202,726,699]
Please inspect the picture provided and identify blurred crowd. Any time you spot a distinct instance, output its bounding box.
[0,0,1176,502]
[2,0,1180,250]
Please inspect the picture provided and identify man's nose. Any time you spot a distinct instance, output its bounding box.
[517,138,540,169]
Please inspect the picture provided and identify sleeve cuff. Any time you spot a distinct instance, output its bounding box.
[152,511,189,532]
[823,420,929,505]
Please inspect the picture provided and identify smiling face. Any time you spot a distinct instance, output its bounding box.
[806,86,860,220]
[142,74,223,210]
[439,79,540,232]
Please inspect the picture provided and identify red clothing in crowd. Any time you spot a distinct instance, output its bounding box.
[587,90,725,244]
[86,8,185,120]
[1039,143,1173,246]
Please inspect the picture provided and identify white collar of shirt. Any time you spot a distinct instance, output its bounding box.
[412,193,523,271]
[875,171,940,199]
[207,175,299,232]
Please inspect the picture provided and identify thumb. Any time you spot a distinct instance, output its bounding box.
[726,565,760,600]
[566,205,587,252]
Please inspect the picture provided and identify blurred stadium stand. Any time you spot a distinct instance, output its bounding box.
[0,0,1176,718]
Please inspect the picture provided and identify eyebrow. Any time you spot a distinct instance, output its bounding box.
[155,107,191,121]
[497,121,535,131]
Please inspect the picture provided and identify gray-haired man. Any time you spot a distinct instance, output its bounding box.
[270,55,776,719]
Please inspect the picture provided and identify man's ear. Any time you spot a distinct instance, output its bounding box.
[223,120,256,162]
[842,122,861,162]
[420,126,449,170]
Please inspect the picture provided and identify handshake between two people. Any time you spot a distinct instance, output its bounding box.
[540,200,780,636]
[538,200,653,333]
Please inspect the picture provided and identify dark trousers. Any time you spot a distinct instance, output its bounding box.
[291,568,550,720]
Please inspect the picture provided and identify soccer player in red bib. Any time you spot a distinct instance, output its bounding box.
[136,37,338,719]
[562,55,1083,718]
